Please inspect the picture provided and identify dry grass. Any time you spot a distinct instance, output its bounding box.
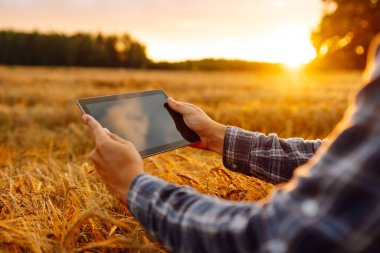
[0,66,362,252]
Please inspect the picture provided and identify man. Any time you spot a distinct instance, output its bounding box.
[82,35,380,253]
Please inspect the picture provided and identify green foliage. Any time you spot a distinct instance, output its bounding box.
[312,0,380,69]
[0,31,149,68]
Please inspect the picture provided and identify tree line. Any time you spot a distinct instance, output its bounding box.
[0,30,283,71]
[149,59,283,71]
[0,31,149,68]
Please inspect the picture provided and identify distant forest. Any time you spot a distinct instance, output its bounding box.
[0,30,283,71]
[0,31,148,68]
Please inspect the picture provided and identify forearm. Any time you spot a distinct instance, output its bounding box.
[223,126,324,184]
[127,173,264,253]
[127,170,348,253]
[206,122,226,155]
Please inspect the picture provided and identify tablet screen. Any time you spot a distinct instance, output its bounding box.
[78,90,200,157]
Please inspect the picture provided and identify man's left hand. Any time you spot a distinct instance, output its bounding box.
[82,114,144,205]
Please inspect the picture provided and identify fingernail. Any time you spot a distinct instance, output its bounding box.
[103,128,110,133]
[168,97,175,103]
[82,114,88,124]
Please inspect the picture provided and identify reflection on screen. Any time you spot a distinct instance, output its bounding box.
[86,94,186,151]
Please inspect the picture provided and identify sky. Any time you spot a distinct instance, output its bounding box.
[0,0,323,65]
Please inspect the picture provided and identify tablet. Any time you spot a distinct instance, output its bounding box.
[77,90,200,158]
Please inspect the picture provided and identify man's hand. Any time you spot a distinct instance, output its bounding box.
[82,114,143,205]
[167,97,226,155]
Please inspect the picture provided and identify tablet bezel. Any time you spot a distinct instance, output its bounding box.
[77,89,200,158]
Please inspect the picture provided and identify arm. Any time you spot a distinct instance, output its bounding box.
[166,98,324,184]
[83,37,380,252]
[127,77,380,252]
[83,94,379,253]
[223,126,324,184]
[127,128,375,253]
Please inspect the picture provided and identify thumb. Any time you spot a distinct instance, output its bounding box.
[82,114,109,145]
[167,97,193,116]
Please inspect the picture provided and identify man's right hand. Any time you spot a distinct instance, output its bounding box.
[167,97,226,155]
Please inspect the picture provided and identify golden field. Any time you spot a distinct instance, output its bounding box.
[0,66,363,252]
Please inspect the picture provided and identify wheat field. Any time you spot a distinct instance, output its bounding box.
[0,66,363,252]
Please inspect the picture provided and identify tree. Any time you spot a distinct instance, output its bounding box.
[312,0,380,69]
[0,30,150,68]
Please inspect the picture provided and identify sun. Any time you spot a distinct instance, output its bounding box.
[148,24,317,68]
[256,25,317,68]
[281,37,317,69]
[283,51,314,69]
[286,60,304,69]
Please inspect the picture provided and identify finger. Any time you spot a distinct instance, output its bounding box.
[107,132,130,144]
[89,149,101,164]
[101,128,128,144]
[90,150,109,175]
[91,158,108,178]
[82,114,109,145]
[167,97,195,115]
[190,142,207,150]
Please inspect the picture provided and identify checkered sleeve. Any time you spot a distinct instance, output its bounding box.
[223,126,323,184]
[126,77,380,253]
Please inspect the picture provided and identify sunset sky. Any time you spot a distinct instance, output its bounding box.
[0,0,323,65]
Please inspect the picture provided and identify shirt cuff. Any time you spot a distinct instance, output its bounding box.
[222,126,252,174]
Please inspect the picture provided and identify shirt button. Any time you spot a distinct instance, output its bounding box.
[232,164,237,169]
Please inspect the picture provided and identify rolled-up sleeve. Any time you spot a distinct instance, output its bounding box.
[223,126,323,184]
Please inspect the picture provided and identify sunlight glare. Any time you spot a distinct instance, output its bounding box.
[258,25,317,68]
[148,25,317,67]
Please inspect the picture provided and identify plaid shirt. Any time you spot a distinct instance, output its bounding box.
[127,77,380,253]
